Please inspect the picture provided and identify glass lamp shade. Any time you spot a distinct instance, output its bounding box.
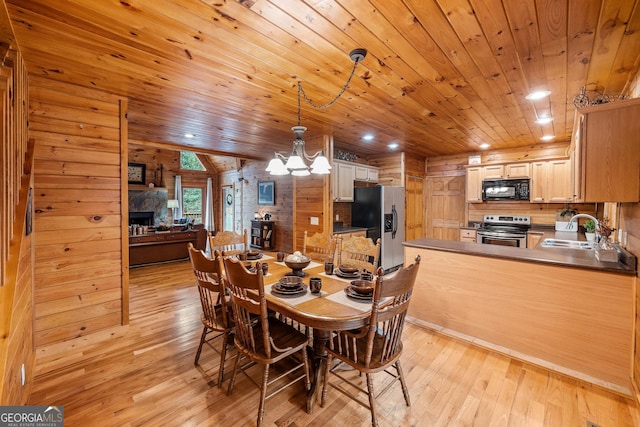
[310,155,332,174]
[284,154,306,170]
[167,199,179,209]
[266,157,289,175]
[291,168,310,176]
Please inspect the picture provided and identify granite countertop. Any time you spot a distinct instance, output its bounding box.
[404,237,637,275]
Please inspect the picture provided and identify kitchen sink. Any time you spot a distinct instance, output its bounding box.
[540,238,594,250]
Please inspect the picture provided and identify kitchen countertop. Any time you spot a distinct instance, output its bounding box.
[333,225,369,234]
[404,237,637,275]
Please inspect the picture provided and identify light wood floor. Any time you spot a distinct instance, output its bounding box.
[29,260,640,426]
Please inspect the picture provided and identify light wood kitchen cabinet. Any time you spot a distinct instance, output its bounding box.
[530,159,572,203]
[459,228,477,243]
[354,165,379,182]
[482,163,529,179]
[505,163,530,178]
[465,166,483,203]
[482,164,504,179]
[527,231,544,248]
[576,97,640,202]
[332,160,355,202]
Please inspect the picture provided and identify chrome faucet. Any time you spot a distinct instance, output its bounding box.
[567,214,599,233]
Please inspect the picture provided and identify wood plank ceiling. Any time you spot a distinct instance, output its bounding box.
[5,0,640,161]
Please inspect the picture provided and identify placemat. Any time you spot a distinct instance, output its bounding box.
[318,272,353,283]
[265,284,325,306]
[326,290,372,312]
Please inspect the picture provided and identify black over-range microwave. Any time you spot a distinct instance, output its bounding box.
[482,178,530,201]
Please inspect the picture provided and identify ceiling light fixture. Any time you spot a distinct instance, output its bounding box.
[387,142,399,150]
[541,135,555,141]
[362,134,374,142]
[535,116,553,125]
[266,48,367,176]
[525,90,551,100]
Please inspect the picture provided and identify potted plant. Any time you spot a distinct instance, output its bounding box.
[584,219,597,242]
[555,205,578,231]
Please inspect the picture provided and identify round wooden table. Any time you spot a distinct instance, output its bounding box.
[256,254,371,413]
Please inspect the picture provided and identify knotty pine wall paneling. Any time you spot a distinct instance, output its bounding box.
[234,159,295,253]
[30,77,126,354]
[0,43,35,405]
[293,135,331,253]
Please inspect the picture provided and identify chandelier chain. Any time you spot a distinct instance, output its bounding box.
[297,58,360,113]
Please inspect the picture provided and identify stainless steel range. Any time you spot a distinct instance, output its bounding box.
[476,214,531,248]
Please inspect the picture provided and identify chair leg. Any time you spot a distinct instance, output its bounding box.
[366,373,378,427]
[320,354,332,407]
[194,326,207,365]
[217,332,229,388]
[301,347,311,391]
[396,360,411,406]
[257,364,270,427]
[226,352,242,396]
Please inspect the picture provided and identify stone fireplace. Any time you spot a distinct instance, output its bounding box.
[128,189,169,227]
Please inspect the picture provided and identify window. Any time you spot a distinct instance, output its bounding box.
[180,151,206,171]
[182,187,203,224]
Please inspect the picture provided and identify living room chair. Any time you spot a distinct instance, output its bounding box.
[320,255,421,427]
[208,229,248,257]
[223,256,311,427]
[187,244,234,388]
[337,235,381,274]
[302,230,337,263]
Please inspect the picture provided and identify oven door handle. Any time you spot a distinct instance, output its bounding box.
[477,231,527,239]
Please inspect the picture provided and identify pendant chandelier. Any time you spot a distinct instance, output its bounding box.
[266,48,367,176]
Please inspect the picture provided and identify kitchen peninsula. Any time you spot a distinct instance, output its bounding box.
[404,238,636,394]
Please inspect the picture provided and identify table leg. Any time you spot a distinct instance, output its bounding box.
[306,329,330,413]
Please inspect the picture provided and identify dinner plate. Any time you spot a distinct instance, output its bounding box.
[279,276,303,288]
[271,283,308,297]
[344,286,372,302]
[335,269,360,279]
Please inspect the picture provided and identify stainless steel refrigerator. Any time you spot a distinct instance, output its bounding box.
[351,186,405,273]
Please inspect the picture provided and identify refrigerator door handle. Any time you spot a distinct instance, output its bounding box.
[392,204,397,239]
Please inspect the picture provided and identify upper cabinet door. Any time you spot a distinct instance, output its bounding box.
[505,163,530,178]
[579,98,640,202]
[482,165,504,179]
[466,167,483,203]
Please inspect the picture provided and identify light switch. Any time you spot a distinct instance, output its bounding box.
[310,217,319,225]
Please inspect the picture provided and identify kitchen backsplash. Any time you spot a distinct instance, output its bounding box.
[333,202,352,227]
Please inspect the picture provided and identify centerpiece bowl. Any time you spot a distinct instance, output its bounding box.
[284,251,311,277]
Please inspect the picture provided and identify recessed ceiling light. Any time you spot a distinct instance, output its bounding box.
[525,90,551,100]
[184,133,195,138]
[535,116,553,125]
[541,135,555,141]
[479,143,490,149]
[387,142,399,150]
[362,134,374,142]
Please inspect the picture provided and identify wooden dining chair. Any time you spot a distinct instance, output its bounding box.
[303,230,337,263]
[187,244,234,388]
[337,235,381,274]
[208,229,248,257]
[320,255,421,427]
[223,256,311,427]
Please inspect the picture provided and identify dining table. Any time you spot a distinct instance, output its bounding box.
[247,252,373,413]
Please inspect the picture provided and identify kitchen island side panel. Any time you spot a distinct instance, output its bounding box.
[405,245,634,392]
